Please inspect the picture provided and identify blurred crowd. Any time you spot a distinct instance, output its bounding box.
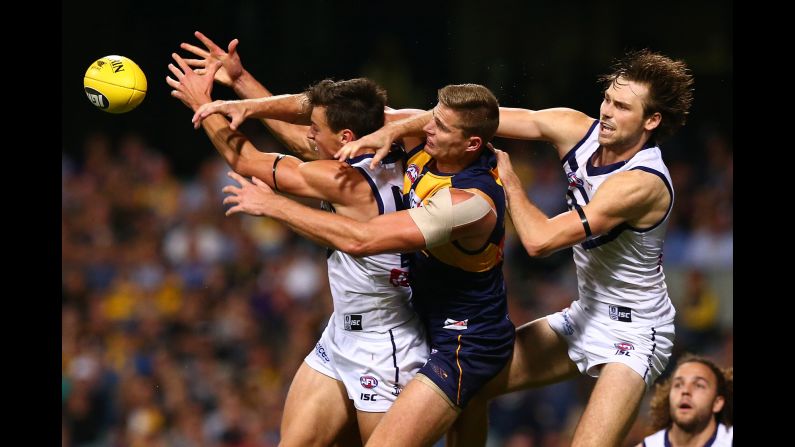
[62,125,732,447]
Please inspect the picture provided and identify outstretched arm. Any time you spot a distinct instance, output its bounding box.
[167,53,368,207]
[179,31,317,160]
[497,107,596,159]
[222,172,495,256]
[335,110,432,168]
[496,149,669,257]
[223,172,426,255]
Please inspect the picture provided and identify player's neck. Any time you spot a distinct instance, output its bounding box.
[668,419,718,447]
[434,150,480,174]
[597,137,648,166]
[338,148,376,160]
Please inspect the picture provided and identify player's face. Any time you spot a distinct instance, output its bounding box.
[307,106,345,159]
[422,104,470,161]
[668,362,724,433]
[598,77,652,149]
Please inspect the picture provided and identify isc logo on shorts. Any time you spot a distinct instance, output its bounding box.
[609,305,632,322]
[344,314,363,331]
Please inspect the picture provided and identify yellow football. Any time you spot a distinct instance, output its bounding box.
[83,55,147,113]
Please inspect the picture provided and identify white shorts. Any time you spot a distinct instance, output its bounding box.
[304,313,429,412]
[546,299,674,387]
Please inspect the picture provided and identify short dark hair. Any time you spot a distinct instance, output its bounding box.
[305,78,387,138]
[648,354,733,432]
[437,84,499,143]
[599,49,694,143]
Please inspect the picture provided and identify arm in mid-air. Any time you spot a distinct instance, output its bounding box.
[495,149,670,257]
[195,100,430,164]
[496,107,596,159]
[180,30,317,160]
[335,110,432,168]
[333,106,598,166]
[167,53,371,209]
[222,171,497,257]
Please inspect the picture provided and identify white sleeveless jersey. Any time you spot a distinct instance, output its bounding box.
[642,423,733,446]
[562,120,676,324]
[324,151,415,334]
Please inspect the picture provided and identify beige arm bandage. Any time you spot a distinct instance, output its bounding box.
[407,188,494,248]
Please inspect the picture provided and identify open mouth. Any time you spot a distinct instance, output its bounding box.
[600,122,615,133]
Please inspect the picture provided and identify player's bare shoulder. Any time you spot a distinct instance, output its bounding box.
[596,170,671,228]
[530,108,597,158]
[293,159,375,208]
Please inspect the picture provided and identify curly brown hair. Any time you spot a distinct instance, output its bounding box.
[648,354,733,432]
[598,49,694,143]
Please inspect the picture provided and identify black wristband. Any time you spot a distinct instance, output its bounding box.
[272,154,286,192]
[575,205,592,238]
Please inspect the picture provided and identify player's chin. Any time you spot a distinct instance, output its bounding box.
[597,134,616,146]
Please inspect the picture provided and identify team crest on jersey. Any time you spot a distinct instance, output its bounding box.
[406,164,420,183]
[614,342,634,356]
[567,171,584,188]
[389,268,410,287]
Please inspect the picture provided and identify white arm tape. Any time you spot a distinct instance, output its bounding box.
[407,188,494,248]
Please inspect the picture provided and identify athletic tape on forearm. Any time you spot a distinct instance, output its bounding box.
[408,188,494,248]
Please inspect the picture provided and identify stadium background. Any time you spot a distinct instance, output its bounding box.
[62,2,732,446]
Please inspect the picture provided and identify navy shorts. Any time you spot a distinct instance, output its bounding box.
[418,314,515,408]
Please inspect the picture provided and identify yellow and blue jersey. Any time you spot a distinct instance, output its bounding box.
[403,145,507,320]
[403,144,515,408]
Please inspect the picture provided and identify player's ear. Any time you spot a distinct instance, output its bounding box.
[466,135,483,153]
[712,395,725,414]
[340,129,355,144]
[644,112,661,132]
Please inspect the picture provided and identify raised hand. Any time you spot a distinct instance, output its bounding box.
[192,100,250,131]
[493,147,520,187]
[335,129,393,168]
[180,31,244,87]
[166,52,222,112]
[222,171,278,217]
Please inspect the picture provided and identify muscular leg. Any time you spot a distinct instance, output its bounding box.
[499,317,581,392]
[445,395,488,447]
[364,375,461,447]
[281,361,357,447]
[447,318,580,447]
[332,419,363,447]
[356,410,385,444]
[570,362,645,447]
